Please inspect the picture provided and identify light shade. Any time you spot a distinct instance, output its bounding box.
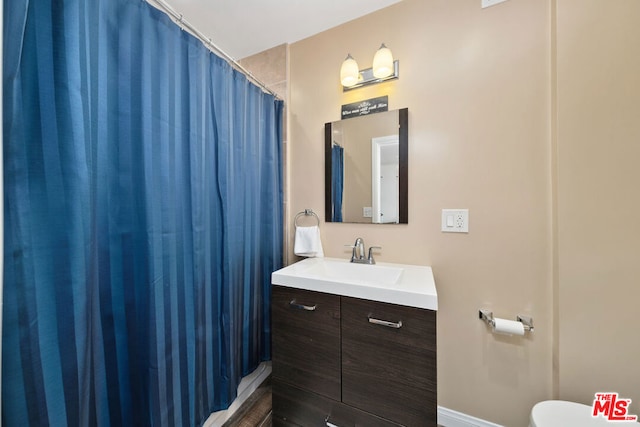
[372,43,394,79]
[340,54,360,87]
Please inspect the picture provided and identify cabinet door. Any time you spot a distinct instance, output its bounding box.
[341,297,437,426]
[272,380,402,427]
[272,286,341,400]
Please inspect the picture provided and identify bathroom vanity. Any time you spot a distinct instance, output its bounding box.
[271,257,438,427]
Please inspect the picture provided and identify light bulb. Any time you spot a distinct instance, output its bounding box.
[372,43,394,79]
[340,54,360,87]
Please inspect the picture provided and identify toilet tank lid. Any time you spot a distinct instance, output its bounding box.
[531,400,639,427]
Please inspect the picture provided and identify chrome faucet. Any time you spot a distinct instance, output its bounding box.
[347,237,381,265]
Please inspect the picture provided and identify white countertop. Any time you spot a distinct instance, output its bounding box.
[271,257,438,311]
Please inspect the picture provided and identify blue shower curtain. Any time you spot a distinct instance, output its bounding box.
[2,0,283,425]
[331,145,344,222]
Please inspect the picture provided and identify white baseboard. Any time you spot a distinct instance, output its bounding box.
[202,361,272,427]
[438,406,504,427]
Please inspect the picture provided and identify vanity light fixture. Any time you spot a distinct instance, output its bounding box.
[340,54,360,87]
[372,43,394,78]
[340,43,399,91]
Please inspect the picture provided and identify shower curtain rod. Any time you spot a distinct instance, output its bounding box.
[146,0,282,100]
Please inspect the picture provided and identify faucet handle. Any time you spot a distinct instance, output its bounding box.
[367,246,382,263]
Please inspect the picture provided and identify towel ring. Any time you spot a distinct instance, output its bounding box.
[294,209,320,228]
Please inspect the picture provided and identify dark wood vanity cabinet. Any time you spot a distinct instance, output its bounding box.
[272,285,437,427]
[342,297,437,425]
[271,286,342,401]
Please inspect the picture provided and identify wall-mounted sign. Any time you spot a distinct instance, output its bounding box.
[341,96,389,120]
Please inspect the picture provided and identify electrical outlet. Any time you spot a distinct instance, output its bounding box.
[442,209,469,233]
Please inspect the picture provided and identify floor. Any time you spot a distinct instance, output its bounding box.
[223,377,443,427]
[223,378,272,427]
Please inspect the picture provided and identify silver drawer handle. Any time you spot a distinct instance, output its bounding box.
[289,299,317,311]
[325,415,345,427]
[368,316,403,329]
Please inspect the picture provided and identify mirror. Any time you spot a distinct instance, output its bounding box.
[325,108,408,224]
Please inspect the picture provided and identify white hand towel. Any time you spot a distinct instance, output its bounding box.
[294,226,324,257]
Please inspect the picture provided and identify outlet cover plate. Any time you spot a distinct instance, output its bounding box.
[442,209,469,233]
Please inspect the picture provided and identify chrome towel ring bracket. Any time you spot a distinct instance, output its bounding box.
[294,209,320,228]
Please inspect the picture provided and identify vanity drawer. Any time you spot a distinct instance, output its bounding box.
[341,297,437,426]
[272,380,401,427]
[272,286,341,401]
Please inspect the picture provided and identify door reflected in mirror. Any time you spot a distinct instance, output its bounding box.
[325,108,408,224]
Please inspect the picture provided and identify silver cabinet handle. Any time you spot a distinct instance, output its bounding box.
[325,415,345,427]
[289,299,317,311]
[368,316,403,329]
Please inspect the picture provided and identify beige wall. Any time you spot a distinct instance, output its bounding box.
[288,0,640,425]
[290,0,552,425]
[556,0,640,416]
[239,44,288,101]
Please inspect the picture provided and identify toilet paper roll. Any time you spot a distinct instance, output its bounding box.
[493,318,525,336]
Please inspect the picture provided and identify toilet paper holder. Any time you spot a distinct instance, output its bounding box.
[479,309,534,332]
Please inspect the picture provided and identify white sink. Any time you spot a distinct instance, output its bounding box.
[272,257,438,310]
[302,260,403,287]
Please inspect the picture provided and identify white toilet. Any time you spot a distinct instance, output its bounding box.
[530,400,638,427]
